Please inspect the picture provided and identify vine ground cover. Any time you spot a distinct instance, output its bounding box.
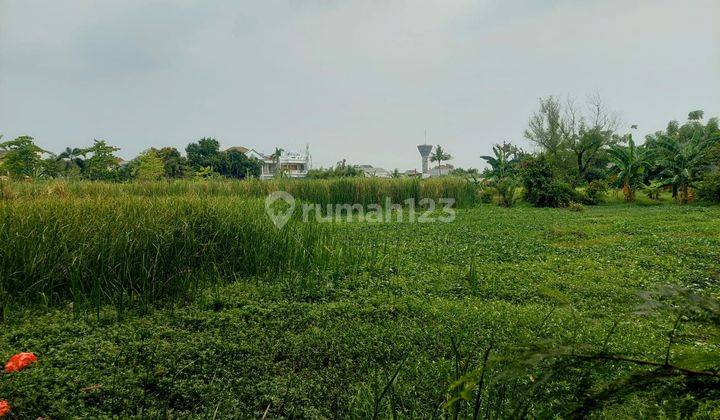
[1,197,719,417]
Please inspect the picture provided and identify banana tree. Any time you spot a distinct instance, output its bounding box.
[655,132,712,203]
[607,135,652,202]
[480,142,519,180]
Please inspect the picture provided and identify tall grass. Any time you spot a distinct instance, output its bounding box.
[0,196,371,309]
[4,177,478,208]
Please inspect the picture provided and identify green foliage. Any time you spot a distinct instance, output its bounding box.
[155,147,190,178]
[525,96,565,158]
[476,187,494,204]
[568,201,585,212]
[430,145,452,167]
[520,154,582,207]
[495,178,518,207]
[698,169,720,203]
[186,138,221,172]
[649,116,716,203]
[56,147,87,177]
[218,150,261,179]
[307,160,363,179]
[584,180,609,205]
[642,181,664,201]
[134,149,165,181]
[2,203,720,417]
[82,139,120,180]
[480,141,520,180]
[607,135,652,202]
[0,135,44,179]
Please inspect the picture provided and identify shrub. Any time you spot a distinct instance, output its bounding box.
[477,187,494,204]
[568,201,585,212]
[584,180,608,205]
[495,178,519,207]
[520,156,582,207]
[697,170,720,203]
[642,181,663,201]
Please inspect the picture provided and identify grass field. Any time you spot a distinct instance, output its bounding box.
[1,182,720,418]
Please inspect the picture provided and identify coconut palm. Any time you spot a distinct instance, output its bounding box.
[430,145,452,168]
[607,135,652,202]
[655,133,712,203]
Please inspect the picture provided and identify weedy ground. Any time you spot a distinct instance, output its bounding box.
[1,195,720,418]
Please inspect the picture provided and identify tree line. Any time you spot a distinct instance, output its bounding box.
[477,96,720,206]
[2,95,719,205]
[0,137,262,181]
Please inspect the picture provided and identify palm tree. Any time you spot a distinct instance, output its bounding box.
[429,145,452,168]
[480,142,519,180]
[607,135,652,202]
[655,133,712,203]
[270,147,284,176]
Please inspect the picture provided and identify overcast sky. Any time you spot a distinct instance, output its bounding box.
[1,0,718,170]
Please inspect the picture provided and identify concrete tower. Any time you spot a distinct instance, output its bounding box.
[417,144,433,174]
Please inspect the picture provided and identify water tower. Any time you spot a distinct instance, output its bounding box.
[417,144,433,174]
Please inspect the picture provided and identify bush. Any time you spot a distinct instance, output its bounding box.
[477,187,494,204]
[496,178,519,207]
[697,170,720,203]
[568,201,585,212]
[520,155,583,207]
[584,180,608,205]
[643,181,663,201]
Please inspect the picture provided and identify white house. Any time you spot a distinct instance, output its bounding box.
[358,164,391,178]
[227,145,311,179]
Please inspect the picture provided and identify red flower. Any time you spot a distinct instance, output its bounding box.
[4,352,37,373]
[0,400,10,417]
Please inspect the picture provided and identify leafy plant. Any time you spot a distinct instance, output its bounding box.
[520,154,582,207]
[0,136,45,179]
[495,178,518,207]
[607,134,652,202]
[654,133,713,203]
[584,179,609,205]
[643,180,663,200]
[480,142,520,180]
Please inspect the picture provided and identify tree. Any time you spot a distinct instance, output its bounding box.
[688,110,704,121]
[57,147,87,177]
[391,168,401,178]
[186,138,221,172]
[607,135,652,202]
[270,147,284,176]
[0,136,44,179]
[218,149,261,179]
[480,142,520,180]
[654,130,714,204]
[82,140,120,180]
[645,111,720,202]
[430,145,452,168]
[565,96,620,183]
[82,140,121,180]
[155,147,190,178]
[134,149,165,181]
[524,96,565,159]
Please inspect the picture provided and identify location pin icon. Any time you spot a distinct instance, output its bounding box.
[265,190,296,229]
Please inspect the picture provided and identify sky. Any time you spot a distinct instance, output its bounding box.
[1,0,718,171]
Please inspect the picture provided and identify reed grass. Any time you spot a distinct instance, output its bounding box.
[0,195,371,308]
[3,177,478,207]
